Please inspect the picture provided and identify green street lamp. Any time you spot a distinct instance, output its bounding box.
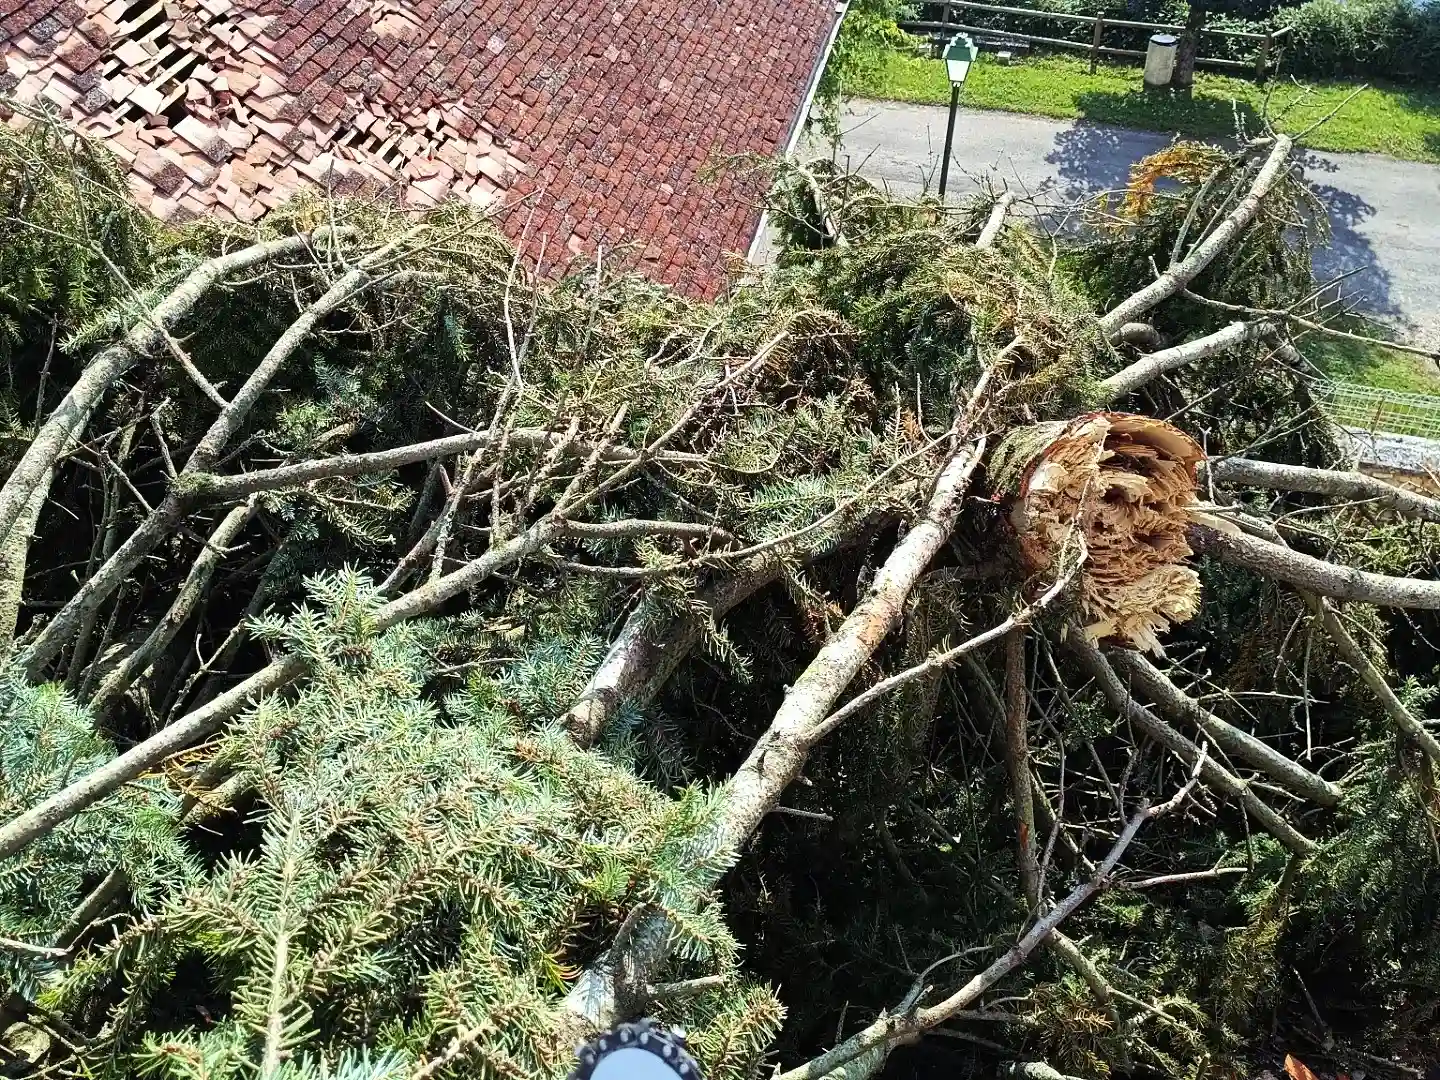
[938,33,977,200]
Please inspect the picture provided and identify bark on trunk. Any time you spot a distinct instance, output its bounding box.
[1196,524,1440,609]
[1099,320,1267,401]
[1173,2,1207,93]
[0,477,50,656]
[1205,456,1440,524]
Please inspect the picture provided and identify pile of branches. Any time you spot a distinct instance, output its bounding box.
[2,108,1439,1080]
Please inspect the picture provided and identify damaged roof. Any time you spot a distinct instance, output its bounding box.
[1,0,840,295]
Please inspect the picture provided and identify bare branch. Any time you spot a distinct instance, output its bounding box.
[975,192,1016,250]
[1195,524,1440,610]
[183,430,710,501]
[0,229,348,561]
[0,510,560,861]
[0,936,68,959]
[86,499,258,720]
[559,519,737,546]
[1004,629,1041,904]
[1107,649,1342,806]
[1067,633,1314,855]
[1099,320,1269,401]
[772,750,1208,1080]
[1205,456,1440,524]
[0,478,49,657]
[1123,866,1246,890]
[20,229,427,679]
[1304,592,1440,772]
[563,441,986,1028]
[810,565,1075,743]
[1182,288,1440,362]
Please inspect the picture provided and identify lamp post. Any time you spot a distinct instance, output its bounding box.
[937,33,977,201]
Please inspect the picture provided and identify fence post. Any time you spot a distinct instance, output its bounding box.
[1090,16,1105,74]
[1256,30,1272,82]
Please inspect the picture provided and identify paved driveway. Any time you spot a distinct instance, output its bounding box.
[822,99,1440,347]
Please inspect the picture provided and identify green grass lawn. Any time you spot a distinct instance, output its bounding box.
[1302,335,1440,395]
[852,50,1440,164]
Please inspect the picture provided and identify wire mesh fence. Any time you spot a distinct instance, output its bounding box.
[1309,379,1440,440]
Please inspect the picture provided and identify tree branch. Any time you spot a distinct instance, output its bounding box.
[563,441,986,1029]
[1304,592,1440,772]
[0,509,561,861]
[1107,649,1342,807]
[1098,320,1269,401]
[183,430,710,501]
[20,230,425,679]
[0,478,50,658]
[976,192,1016,250]
[561,528,872,747]
[1098,136,1294,337]
[772,751,1207,1080]
[1205,456,1440,524]
[811,563,1076,744]
[1194,524,1440,610]
[1180,287,1440,362]
[1067,633,1314,854]
[0,230,347,561]
[1004,629,1041,904]
[86,499,258,720]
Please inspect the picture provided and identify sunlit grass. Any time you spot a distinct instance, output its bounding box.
[851,51,1440,164]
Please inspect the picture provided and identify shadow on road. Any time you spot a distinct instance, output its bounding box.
[1043,119,1165,200]
[1295,151,1399,319]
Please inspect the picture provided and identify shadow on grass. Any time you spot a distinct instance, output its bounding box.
[1395,84,1440,161]
[1418,114,1440,162]
[1068,87,1266,142]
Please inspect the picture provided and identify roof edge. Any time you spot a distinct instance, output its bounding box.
[744,0,849,266]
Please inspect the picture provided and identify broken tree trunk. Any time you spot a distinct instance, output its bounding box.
[1003,412,1210,654]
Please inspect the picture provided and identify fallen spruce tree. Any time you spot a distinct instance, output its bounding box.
[2,110,1439,1080]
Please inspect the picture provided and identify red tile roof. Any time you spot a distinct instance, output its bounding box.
[1,0,838,296]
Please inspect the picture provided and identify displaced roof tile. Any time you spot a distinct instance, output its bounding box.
[4,0,835,296]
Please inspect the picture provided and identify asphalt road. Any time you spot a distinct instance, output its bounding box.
[822,99,1440,347]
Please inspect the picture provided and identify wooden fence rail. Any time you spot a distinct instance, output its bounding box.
[899,1,1292,80]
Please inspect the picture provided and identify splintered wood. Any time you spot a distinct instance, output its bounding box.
[1011,412,1205,654]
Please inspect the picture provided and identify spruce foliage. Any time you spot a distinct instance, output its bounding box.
[1,113,1437,1080]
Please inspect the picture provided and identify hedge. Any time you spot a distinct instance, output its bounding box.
[905,0,1440,85]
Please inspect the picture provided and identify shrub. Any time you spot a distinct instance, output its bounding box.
[898,0,1440,85]
[1280,0,1440,83]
